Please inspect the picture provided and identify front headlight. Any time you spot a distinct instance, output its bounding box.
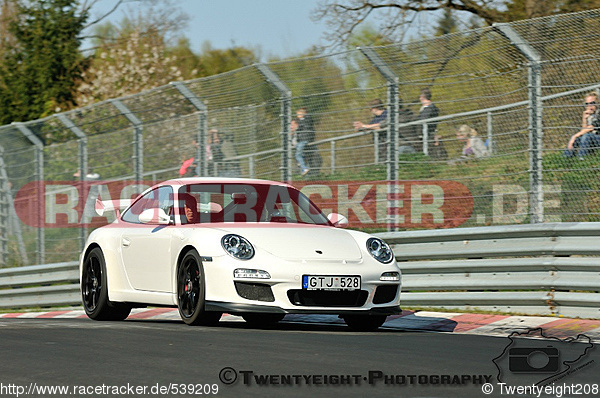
[234,269,271,279]
[380,272,400,281]
[222,234,255,260]
[366,237,394,264]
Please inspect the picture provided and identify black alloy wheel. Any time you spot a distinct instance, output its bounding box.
[177,250,221,326]
[82,250,102,313]
[81,247,131,321]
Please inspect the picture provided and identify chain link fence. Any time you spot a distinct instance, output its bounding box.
[1,9,600,266]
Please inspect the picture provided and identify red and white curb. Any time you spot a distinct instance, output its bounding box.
[1,308,599,341]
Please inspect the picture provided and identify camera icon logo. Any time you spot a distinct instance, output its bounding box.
[508,346,560,373]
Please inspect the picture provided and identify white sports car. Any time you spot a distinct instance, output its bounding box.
[80,178,401,331]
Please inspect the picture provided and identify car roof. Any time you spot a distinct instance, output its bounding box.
[159,177,293,189]
[133,177,296,207]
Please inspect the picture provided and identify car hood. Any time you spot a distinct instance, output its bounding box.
[215,225,363,261]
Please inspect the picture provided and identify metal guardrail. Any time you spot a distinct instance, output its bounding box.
[1,223,599,318]
[376,222,600,319]
[0,261,79,309]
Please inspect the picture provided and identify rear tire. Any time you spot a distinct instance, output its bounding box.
[81,247,131,321]
[241,313,285,327]
[177,250,222,326]
[343,315,387,331]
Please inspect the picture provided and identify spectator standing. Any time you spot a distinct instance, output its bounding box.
[418,88,448,160]
[353,99,388,161]
[293,107,315,176]
[564,92,600,158]
[219,131,241,176]
[398,99,420,154]
[207,129,224,174]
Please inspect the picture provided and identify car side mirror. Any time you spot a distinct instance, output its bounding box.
[139,208,171,225]
[327,213,348,228]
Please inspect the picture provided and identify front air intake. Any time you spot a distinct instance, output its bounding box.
[287,290,368,307]
[234,282,275,302]
[373,285,399,304]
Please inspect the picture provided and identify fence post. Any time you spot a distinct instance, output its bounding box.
[110,100,143,182]
[56,114,88,253]
[373,130,379,164]
[330,141,336,174]
[0,145,28,265]
[487,111,494,154]
[13,122,45,264]
[255,64,292,183]
[360,47,399,231]
[171,82,208,176]
[422,124,429,156]
[0,145,8,265]
[494,23,543,223]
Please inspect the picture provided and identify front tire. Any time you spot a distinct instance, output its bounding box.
[343,315,387,331]
[81,247,131,321]
[177,250,222,326]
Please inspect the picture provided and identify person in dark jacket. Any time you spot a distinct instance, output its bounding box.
[353,99,388,161]
[292,107,315,176]
[398,99,421,154]
[418,88,447,160]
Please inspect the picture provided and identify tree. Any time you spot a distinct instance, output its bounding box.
[78,4,260,106]
[0,0,17,55]
[435,8,458,36]
[195,42,259,77]
[77,25,185,105]
[168,37,202,79]
[312,0,600,48]
[77,2,191,105]
[0,0,88,124]
[347,24,393,47]
[345,25,394,89]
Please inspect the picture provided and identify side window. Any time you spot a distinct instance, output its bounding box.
[157,187,174,216]
[281,202,298,220]
[121,186,174,224]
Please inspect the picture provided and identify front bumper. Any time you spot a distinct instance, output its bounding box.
[205,301,402,316]
[203,251,402,315]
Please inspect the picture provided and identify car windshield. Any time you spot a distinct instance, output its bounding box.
[177,183,331,225]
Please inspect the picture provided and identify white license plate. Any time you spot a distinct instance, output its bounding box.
[302,275,361,291]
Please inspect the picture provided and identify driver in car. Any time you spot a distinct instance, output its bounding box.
[180,193,200,224]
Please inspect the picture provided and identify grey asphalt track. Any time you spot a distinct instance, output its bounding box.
[0,317,598,397]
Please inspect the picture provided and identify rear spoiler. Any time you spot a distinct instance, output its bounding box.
[95,199,133,216]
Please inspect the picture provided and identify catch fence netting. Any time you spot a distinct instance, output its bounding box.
[2,9,600,265]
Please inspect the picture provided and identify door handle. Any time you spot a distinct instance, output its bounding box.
[122,237,131,247]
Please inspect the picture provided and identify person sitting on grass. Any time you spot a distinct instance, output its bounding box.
[456,125,489,159]
[564,92,600,159]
